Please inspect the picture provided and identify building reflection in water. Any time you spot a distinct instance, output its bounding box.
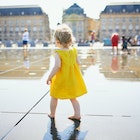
[0,49,50,79]
[43,118,88,140]
[0,48,140,80]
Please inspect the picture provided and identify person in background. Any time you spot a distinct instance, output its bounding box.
[46,24,87,121]
[90,31,95,46]
[111,32,119,54]
[22,28,29,49]
[122,36,129,52]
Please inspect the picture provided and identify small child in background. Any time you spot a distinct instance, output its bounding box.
[122,36,128,51]
[121,36,132,54]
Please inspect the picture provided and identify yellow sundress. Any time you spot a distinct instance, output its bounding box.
[50,47,87,99]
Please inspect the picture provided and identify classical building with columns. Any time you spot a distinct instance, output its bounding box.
[0,5,50,46]
[62,3,100,43]
[99,2,140,42]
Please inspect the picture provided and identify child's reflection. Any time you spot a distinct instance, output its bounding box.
[43,118,88,140]
[121,53,128,69]
[23,49,30,69]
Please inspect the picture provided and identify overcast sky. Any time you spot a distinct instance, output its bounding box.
[1,0,139,29]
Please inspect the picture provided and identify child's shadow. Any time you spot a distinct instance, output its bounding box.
[43,118,88,140]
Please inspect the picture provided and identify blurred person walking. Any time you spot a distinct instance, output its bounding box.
[111,32,119,54]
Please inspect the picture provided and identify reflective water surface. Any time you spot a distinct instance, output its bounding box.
[0,47,140,140]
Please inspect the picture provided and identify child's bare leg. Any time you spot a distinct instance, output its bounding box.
[49,97,58,118]
[69,98,81,119]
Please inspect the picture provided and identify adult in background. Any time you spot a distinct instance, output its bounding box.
[22,28,29,49]
[111,32,119,54]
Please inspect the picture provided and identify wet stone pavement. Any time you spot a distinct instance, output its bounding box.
[0,46,140,140]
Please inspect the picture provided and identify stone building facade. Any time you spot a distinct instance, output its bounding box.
[62,3,99,43]
[0,5,50,46]
[99,2,140,42]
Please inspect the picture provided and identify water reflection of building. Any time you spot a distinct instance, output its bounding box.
[0,49,51,79]
[99,49,140,80]
[78,49,96,74]
[100,2,140,42]
[0,5,50,46]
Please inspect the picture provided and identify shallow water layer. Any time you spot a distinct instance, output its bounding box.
[0,47,140,140]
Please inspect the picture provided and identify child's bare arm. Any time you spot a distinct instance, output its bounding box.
[46,53,61,85]
[76,56,81,65]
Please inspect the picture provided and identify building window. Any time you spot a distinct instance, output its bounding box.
[101,18,106,23]
[136,17,139,22]
[129,25,133,30]
[122,9,126,13]
[115,18,119,24]
[10,27,13,31]
[21,21,24,25]
[122,25,126,29]
[4,26,7,33]
[136,9,139,12]
[101,25,106,30]
[38,20,43,25]
[16,20,19,25]
[72,22,76,33]
[33,20,37,25]
[122,29,126,34]
[109,26,112,30]
[109,9,112,13]
[129,18,132,22]
[21,27,25,31]
[101,29,106,32]
[115,26,119,32]
[109,29,113,33]
[39,27,42,32]
[109,18,113,22]
[0,27,2,34]
[27,20,31,25]
[135,25,139,30]
[15,27,19,32]
[21,12,24,15]
[78,22,82,32]
[122,17,126,22]
[28,26,30,32]
[33,27,37,31]
[7,33,10,37]
[122,25,126,33]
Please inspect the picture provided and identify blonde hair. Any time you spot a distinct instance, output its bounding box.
[24,28,28,31]
[54,24,74,48]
